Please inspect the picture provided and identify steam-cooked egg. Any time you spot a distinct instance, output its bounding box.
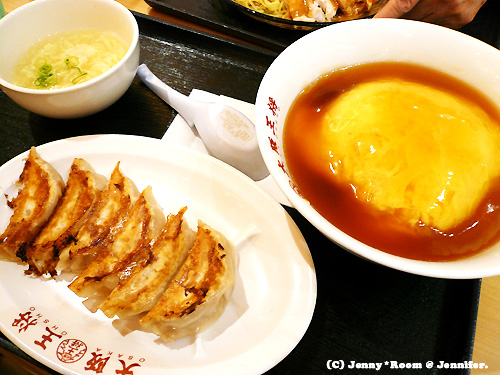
[284,62,500,261]
[321,79,500,230]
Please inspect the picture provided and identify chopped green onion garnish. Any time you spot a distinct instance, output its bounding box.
[33,59,55,88]
[65,56,87,84]
[72,72,88,84]
[37,63,52,75]
[34,72,55,87]
[32,56,88,88]
[64,56,79,69]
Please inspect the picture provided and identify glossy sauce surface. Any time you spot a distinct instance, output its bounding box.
[284,62,500,261]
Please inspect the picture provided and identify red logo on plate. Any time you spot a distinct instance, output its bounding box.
[56,339,87,363]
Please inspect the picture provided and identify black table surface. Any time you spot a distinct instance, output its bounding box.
[2,4,500,374]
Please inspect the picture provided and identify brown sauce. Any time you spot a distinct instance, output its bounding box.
[283,62,500,261]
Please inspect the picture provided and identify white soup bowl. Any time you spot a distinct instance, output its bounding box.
[256,19,500,279]
[0,0,139,119]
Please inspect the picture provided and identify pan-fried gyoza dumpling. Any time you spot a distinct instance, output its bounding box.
[56,162,140,274]
[68,186,166,311]
[0,147,64,262]
[24,158,107,276]
[99,207,195,318]
[139,221,238,342]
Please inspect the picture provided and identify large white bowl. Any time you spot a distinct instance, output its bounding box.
[0,0,139,119]
[256,18,500,279]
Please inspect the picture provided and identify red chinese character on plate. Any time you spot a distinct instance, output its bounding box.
[34,327,63,350]
[12,311,38,333]
[115,359,141,375]
[56,339,87,363]
[85,351,110,374]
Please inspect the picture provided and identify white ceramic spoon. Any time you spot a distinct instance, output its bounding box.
[137,64,269,181]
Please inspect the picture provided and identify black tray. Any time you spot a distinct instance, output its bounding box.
[0,12,483,375]
[145,0,500,52]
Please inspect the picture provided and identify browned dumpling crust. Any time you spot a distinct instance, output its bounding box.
[139,222,237,342]
[68,186,166,311]
[0,147,64,263]
[24,158,107,276]
[56,162,140,274]
[99,207,196,319]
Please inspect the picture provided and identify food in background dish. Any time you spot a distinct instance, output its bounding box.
[13,29,127,89]
[284,62,500,261]
[0,150,237,342]
[232,0,380,22]
[233,0,288,19]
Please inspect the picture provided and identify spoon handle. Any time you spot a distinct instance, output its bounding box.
[137,64,199,126]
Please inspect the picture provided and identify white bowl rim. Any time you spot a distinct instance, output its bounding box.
[256,18,500,279]
[0,0,139,95]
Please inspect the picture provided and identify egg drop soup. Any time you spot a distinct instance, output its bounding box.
[283,62,500,261]
[13,29,127,90]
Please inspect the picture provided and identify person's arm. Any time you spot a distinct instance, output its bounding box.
[374,0,487,29]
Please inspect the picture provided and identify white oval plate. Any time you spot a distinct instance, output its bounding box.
[0,134,316,375]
